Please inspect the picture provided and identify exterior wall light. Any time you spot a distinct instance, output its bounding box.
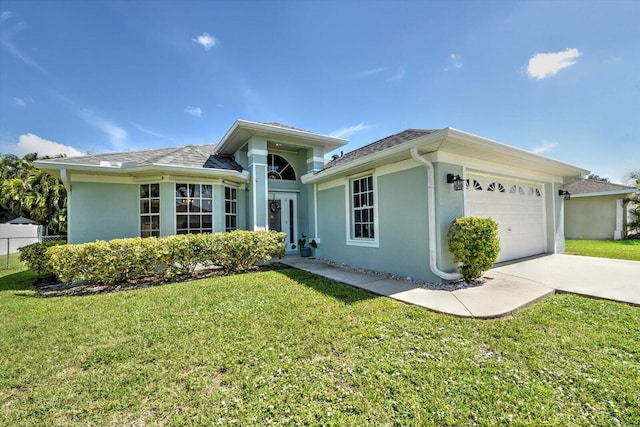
[446,173,464,191]
[558,189,571,200]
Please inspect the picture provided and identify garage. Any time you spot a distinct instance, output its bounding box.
[465,174,546,262]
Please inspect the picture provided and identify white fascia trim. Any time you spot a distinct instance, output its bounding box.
[569,189,636,198]
[33,161,250,182]
[446,128,590,177]
[217,119,348,154]
[432,151,562,183]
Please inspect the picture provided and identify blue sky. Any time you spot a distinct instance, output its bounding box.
[1,0,638,183]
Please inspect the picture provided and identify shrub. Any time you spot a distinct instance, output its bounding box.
[18,240,66,273]
[46,231,287,286]
[447,217,500,282]
[162,234,216,278]
[212,230,286,272]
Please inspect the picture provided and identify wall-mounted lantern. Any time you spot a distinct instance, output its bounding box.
[446,173,464,191]
[558,189,571,200]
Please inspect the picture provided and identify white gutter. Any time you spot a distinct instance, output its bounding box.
[60,168,71,193]
[410,147,462,281]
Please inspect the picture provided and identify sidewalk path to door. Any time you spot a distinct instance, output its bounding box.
[280,254,639,318]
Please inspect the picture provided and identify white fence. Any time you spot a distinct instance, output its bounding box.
[0,224,42,255]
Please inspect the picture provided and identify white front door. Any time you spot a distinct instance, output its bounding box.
[268,192,297,252]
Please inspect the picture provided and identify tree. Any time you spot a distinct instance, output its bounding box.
[0,153,67,235]
[624,171,640,237]
[587,173,610,182]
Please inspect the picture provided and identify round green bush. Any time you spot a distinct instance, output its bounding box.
[447,217,500,282]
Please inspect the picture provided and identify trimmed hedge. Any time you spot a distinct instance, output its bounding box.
[46,231,286,286]
[447,217,501,282]
[18,240,66,274]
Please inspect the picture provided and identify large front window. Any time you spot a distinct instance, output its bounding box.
[140,184,160,237]
[175,183,213,234]
[351,176,375,240]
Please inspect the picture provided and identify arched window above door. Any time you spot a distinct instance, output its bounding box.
[267,154,296,180]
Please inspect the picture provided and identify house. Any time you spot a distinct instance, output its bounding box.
[563,178,636,240]
[34,120,588,283]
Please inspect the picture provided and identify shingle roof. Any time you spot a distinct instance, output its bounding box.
[41,144,243,171]
[323,129,440,170]
[563,178,635,195]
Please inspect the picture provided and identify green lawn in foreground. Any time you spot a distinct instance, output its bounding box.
[565,239,640,261]
[1,266,638,426]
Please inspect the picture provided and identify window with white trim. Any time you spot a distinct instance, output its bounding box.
[224,187,237,232]
[267,154,296,180]
[140,184,160,237]
[175,183,213,234]
[351,175,375,240]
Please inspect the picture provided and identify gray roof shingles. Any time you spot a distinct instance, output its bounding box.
[42,126,441,174]
[564,178,635,195]
[322,129,440,170]
[43,144,244,171]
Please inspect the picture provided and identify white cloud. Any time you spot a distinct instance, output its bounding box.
[526,48,582,80]
[78,109,127,149]
[531,141,558,154]
[184,106,202,117]
[14,96,33,107]
[13,133,83,157]
[330,123,370,139]
[357,67,387,77]
[192,32,218,50]
[0,10,13,22]
[388,67,405,82]
[0,15,46,73]
[130,121,169,139]
[444,53,463,71]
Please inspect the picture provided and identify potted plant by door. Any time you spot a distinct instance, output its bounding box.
[292,234,317,257]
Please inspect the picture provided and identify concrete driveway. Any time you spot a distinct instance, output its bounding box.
[492,254,640,306]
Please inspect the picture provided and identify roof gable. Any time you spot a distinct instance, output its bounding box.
[323,129,440,170]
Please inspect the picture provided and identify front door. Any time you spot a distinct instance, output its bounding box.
[268,192,297,252]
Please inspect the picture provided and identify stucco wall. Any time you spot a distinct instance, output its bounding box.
[316,166,443,283]
[565,194,620,240]
[69,182,138,243]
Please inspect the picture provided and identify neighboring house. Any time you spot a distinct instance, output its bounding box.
[35,120,588,283]
[563,178,636,240]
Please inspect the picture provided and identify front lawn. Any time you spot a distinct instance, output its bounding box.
[1,265,638,426]
[565,239,640,261]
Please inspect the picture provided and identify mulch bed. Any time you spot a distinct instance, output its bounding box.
[33,262,290,298]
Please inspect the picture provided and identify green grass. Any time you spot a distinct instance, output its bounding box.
[1,265,639,426]
[0,252,25,272]
[566,239,640,261]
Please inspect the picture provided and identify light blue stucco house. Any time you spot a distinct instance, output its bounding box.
[35,120,589,283]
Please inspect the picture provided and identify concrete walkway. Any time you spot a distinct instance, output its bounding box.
[280,254,639,318]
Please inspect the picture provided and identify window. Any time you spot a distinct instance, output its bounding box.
[140,184,160,237]
[351,175,375,240]
[225,187,237,232]
[175,183,213,234]
[267,154,296,180]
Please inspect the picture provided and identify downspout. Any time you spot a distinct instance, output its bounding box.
[410,148,462,281]
[60,169,71,193]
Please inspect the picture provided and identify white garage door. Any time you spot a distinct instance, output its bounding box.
[466,174,546,263]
